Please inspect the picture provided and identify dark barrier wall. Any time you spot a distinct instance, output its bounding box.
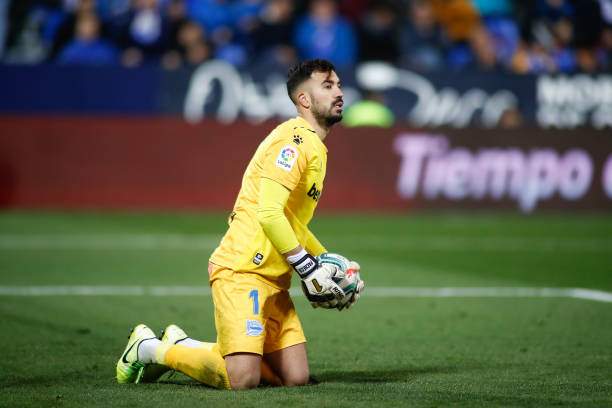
[0,116,610,213]
[1,62,611,129]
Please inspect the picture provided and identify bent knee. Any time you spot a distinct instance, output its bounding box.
[229,371,260,390]
[225,353,261,390]
[282,371,310,387]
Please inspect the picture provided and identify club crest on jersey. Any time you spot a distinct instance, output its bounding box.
[246,319,263,336]
[275,145,298,172]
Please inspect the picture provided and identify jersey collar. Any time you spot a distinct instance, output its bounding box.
[294,116,328,152]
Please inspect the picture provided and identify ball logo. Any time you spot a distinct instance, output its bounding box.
[275,145,298,172]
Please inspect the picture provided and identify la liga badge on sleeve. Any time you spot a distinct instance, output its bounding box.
[275,145,298,171]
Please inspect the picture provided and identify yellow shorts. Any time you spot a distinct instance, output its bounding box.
[209,264,306,357]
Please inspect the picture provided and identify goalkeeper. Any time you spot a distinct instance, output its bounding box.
[116,59,364,390]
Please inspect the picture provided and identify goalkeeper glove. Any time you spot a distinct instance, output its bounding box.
[310,267,348,309]
[337,261,365,311]
[287,249,345,305]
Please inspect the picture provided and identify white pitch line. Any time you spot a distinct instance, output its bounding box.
[0,234,221,250]
[0,285,212,296]
[0,234,611,252]
[0,286,610,303]
[567,288,612,303]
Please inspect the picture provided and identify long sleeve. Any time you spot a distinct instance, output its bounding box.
[256,177,300,254]
[303,227,327,256]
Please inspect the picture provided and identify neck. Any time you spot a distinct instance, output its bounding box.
[298,111,330,142]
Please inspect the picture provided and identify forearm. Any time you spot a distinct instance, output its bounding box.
[256,177,300,255]
[256,178,322,279]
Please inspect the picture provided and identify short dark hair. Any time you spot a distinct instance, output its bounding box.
[286,59,336,104]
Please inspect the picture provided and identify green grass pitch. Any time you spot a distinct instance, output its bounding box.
[0,211,611,407]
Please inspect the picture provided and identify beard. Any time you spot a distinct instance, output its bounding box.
[324,112,343,127]
[313,101,343,127]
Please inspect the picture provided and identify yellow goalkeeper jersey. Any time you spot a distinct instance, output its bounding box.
[209,116,327,290]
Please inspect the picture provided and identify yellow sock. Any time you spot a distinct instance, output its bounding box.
[162,343,231,389]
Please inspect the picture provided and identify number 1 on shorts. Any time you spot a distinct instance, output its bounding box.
[249,289,259,315]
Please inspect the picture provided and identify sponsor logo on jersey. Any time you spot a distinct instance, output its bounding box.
[307,183,321,201]
[293,135,303,145]
[246,319,263,336]
[253,252,264,265]
[275,145,298,171]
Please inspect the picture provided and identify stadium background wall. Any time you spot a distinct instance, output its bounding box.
[1,64,611,129]
[0,117,610,213]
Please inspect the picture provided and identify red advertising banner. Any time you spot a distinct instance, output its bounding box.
[0,117,610,212]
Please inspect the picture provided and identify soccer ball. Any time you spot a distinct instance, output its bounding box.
[317,253,361,299]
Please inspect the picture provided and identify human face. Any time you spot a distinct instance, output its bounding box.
[308,70,344,126]
[76,13,100,42]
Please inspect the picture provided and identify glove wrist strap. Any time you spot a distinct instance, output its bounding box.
[287,249,318,278]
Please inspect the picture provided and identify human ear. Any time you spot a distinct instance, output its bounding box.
[297,91,310,109]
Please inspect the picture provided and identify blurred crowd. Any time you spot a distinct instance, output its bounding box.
[0,0,611,73]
